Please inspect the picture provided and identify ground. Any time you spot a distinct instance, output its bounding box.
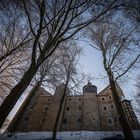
[0,131,140,140]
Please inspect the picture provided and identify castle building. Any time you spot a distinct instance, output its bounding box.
[7,82,140,132]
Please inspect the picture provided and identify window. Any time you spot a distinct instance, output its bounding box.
[109,96,112,100]
[42,118,45,122]
[48,98,50,101]
[78,118,82,123]
[63,118,67,124]
[131,117,136,121]
[66,107,70,111]
[79,106,81,110]
[102,97,105,101]
[93,118,95,121]
[69,98,71,101]
[30,105,33,109]
[111,104,114,109]
[79,98,81,101]
[101,97,106,101]
[125,101,131,106]
[129,109,134,114]
[45,107,48,111]
[108,118,113,125]
[103,105,107,111]
[24,117,28,123]
[129,118,133,122]
[114,117,118,123]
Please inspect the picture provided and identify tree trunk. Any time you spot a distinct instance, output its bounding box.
[0,64,38,128]
[52,85,68,140]
[6,81,41,132]
[108,75,135,140]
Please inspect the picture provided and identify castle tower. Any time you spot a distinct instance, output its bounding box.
[83,82,97,94]
[83,82,100,130]
[121,99,140,130]
[42,84,68,131]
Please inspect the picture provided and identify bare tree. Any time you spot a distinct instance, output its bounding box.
[0,49,30,104]
[0,1,33,104]
[30,41,83,91]
[88,21,140,139]
[0,0,122,128]
[5,41,88,138]
[0,1,33,62]
[51,42,88,140]
[122,0,140,24]
[4,43,67,132]
[135,75,140,113]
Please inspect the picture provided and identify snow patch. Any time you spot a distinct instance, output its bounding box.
[0,131,140,140]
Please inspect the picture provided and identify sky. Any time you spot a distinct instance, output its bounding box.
[79,42,140,121]
[79,42,107,93]
[79,39,140,98]
[77,11,140,101]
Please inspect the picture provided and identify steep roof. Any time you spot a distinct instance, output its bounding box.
[98,85,110,96]
[98,84,124,97]
[37,87,52,96]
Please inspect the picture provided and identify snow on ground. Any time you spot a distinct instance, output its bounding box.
[0,131,140,140]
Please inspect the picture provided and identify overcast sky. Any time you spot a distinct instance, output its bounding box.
[80,42,140,121]
[79,40,139,98]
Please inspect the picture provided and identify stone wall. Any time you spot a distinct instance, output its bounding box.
[61,96,83,131]
[16,87,51,132]
[13,84,139,132]
[97,87,121,131]
[83,93,100,130]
